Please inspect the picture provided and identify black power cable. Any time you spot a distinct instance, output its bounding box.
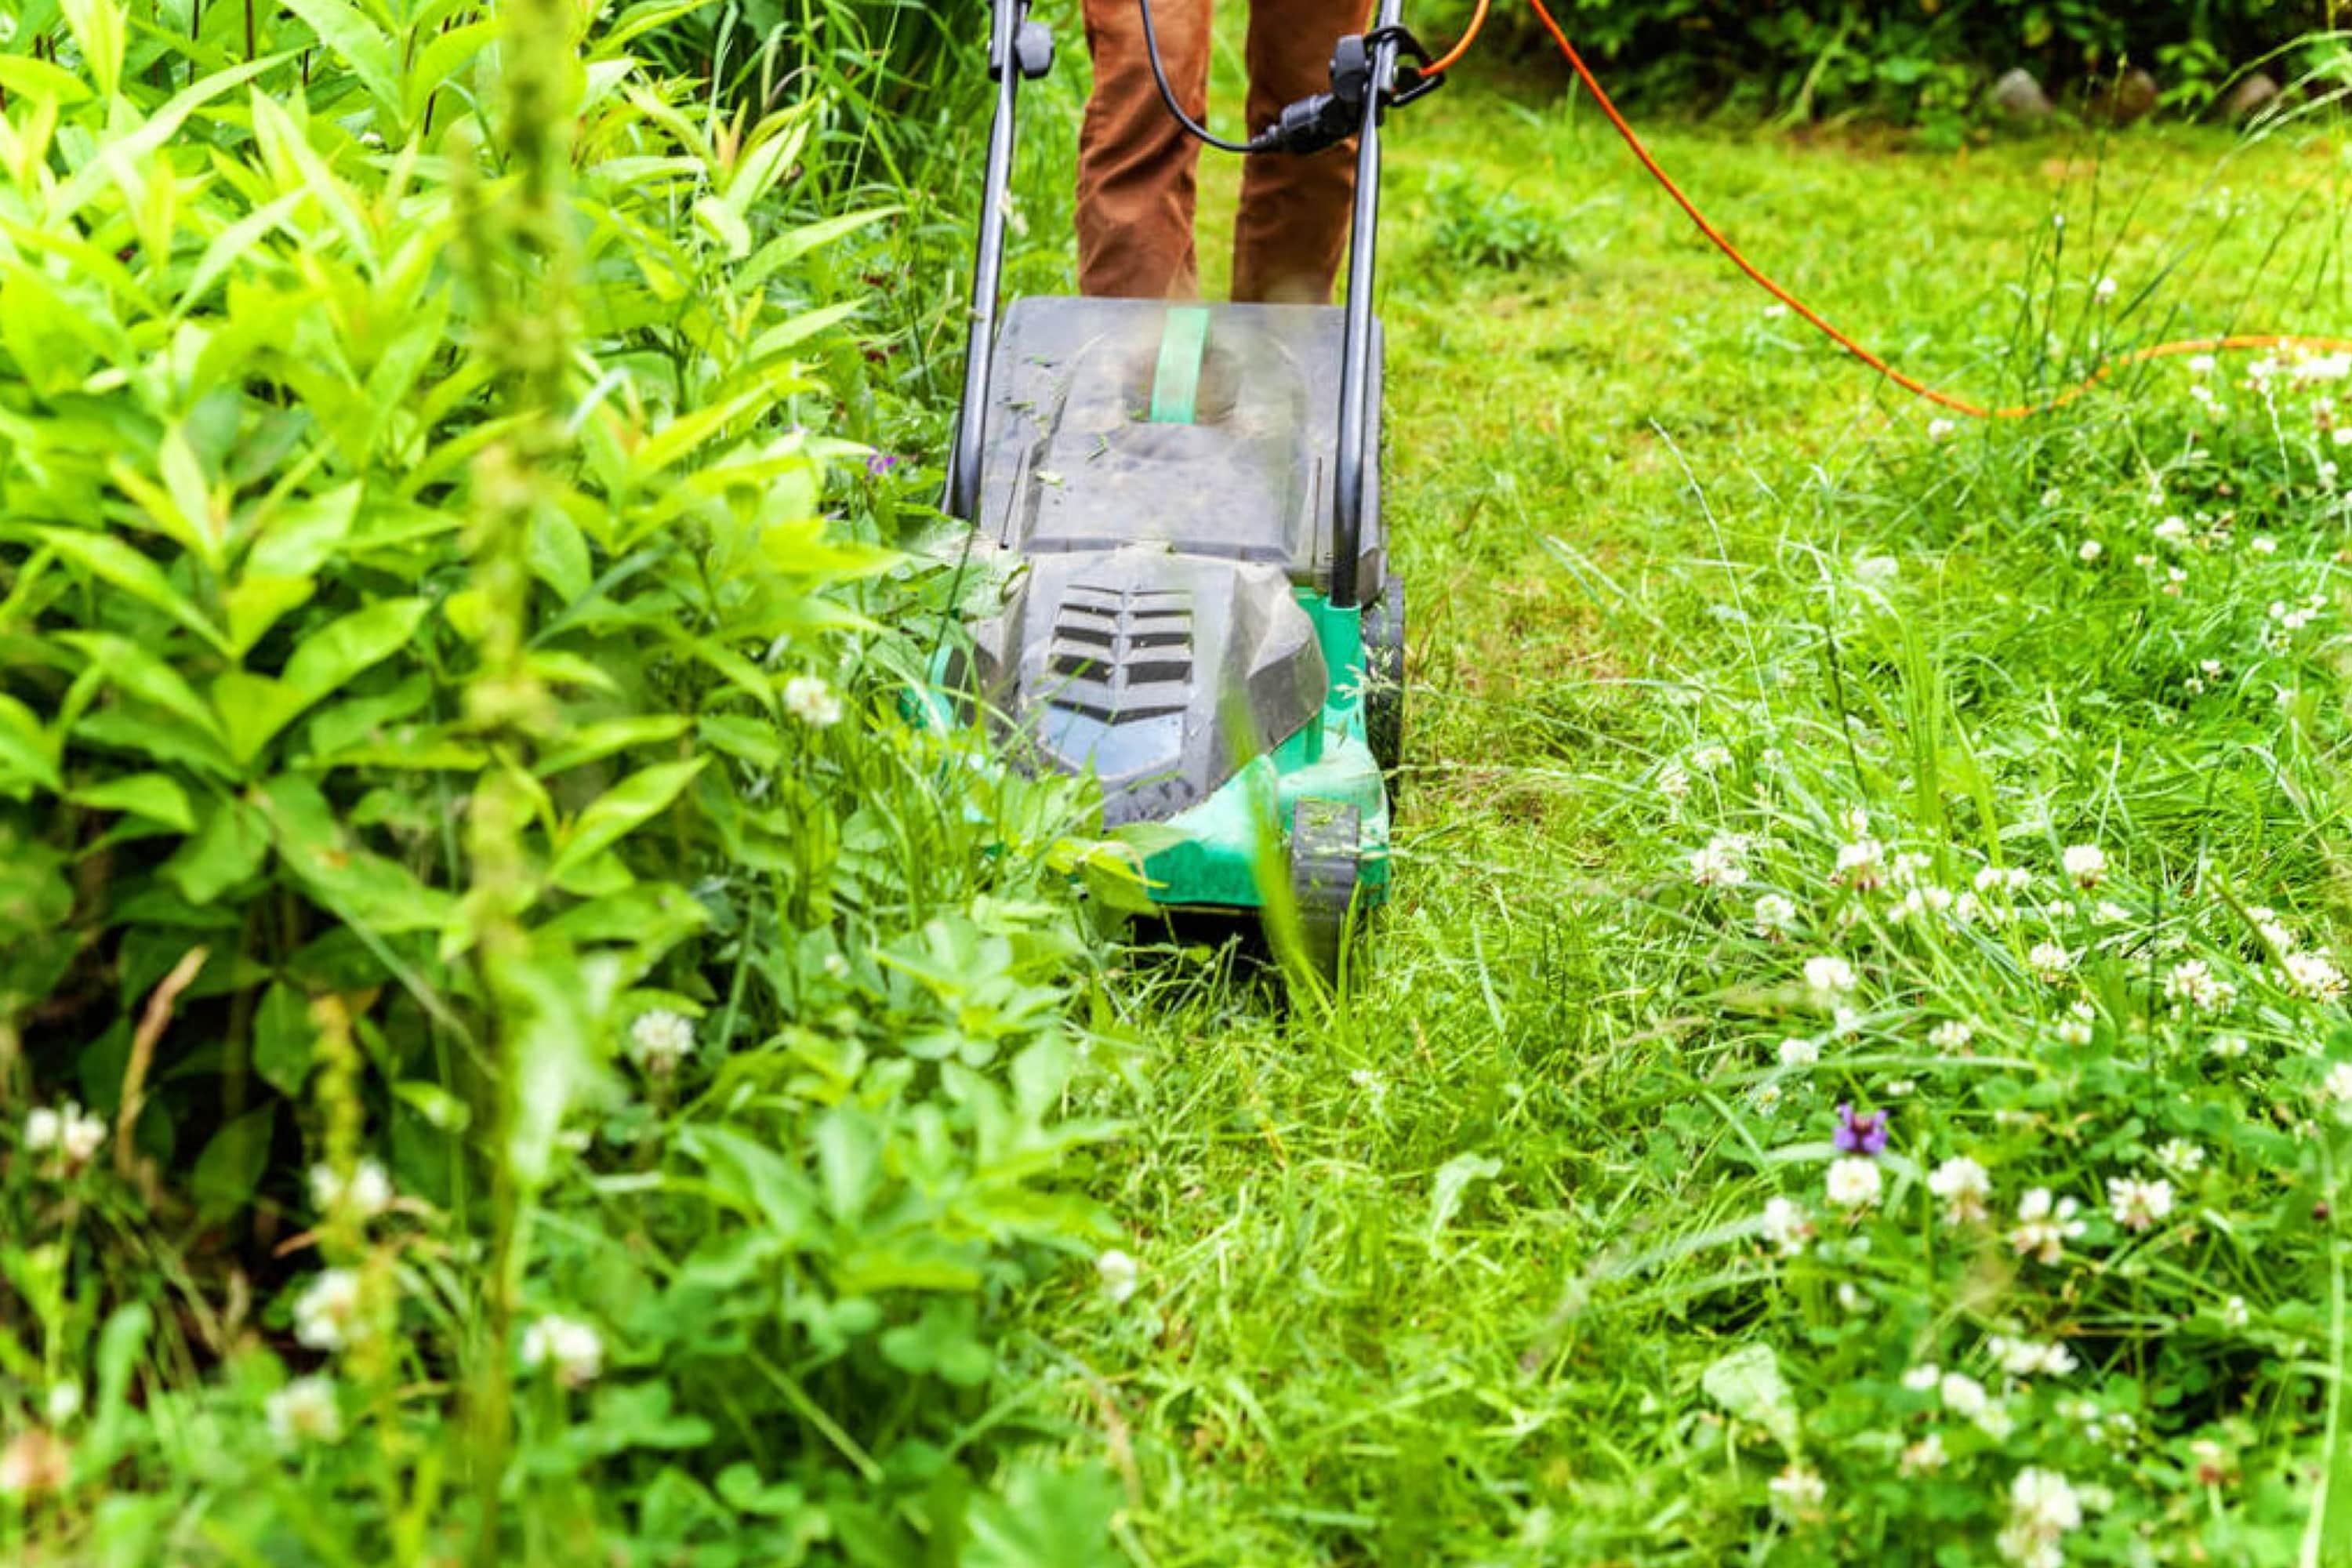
[1134,0,1260,153]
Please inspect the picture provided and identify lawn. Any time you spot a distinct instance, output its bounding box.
[1013,55,2352,1568]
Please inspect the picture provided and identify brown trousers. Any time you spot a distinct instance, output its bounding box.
[1076,0,1364,303]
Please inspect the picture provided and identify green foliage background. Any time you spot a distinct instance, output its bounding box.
[1433,0,2338,121]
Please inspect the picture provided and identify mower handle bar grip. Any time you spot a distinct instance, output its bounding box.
[947,0,1395,610]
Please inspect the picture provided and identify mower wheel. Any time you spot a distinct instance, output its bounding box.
[1287,799,1362,988]
[1363,570,1404,787]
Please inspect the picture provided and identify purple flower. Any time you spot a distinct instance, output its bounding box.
[1834,1102,1889,1156]
[865,451,903,479]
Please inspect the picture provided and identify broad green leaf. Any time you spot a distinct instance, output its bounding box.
[281,597,430,703]
[547,759,706,881]
[33,528,229,653]
[192,1105,275,1219]
[244,482,360,579]
[246,92,372,261]
[71,773,194,832]
[223,574,316,657]
[403,18,496,123]
[59,0,126,100]
[252,982,318,1098]
[0,695,60,794]
[164,794,270,905]
[60,633,225,745]
[535,716,693,776]
[1701,1343,1800,1454]
[811,1105,880,1224]
[501,950,621,1192]
[108,457,220,572]
[273,0,401,125]
[0,56,93,105]
[737,207,895,292]
[528,510,592,604]
[691,194,751,261]
[742,300,862,368]
[209,670,313,769]
[256,774,458,934]
[679,1125,815,1241]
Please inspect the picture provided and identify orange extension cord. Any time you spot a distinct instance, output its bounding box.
[1422,0,2352,419]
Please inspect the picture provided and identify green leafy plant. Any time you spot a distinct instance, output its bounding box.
[0,0,1127,1559]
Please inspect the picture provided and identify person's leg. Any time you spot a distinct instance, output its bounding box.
[1232,0,1363,303]
[1078,0,1211,298]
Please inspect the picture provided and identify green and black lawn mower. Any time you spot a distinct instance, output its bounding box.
[934,0,1438,984]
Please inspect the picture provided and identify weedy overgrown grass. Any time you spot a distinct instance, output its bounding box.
[1000,42,2352,1566]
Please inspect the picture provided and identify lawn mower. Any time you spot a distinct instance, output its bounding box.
[938,0,1435,984]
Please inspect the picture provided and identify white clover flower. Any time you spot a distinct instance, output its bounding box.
[1689,833,1751,889]
[1803,956,1857,996]
[2249,906,2296,955]
[2220,1295,2252,1330]
[2028,941,2073,983]
[1928,1020,1973,1053]
[626,1009,698,1076]
[1753,892,1798,938]
[1658,761,1691,801]
[1759,1196,1813,1256]
[2163,959,2238,1015]
[2009,1188,2085,1265]
[1899,1432,1949,1475]
[2107,1174,2175,1233]
[1833,837,1886,891]
[1767,1462,1828,1520]
[266,1376,345,1446]
[2056,1012,2094,1047]
[2078,539,2103,562]
[1902,1363,1942,1392]
[1885,1078,1915,1098]
[1928,1155,1992,1225]
[1939,1370,1988,1420]
[2093,276,2118,303]
[2151,516,2190,547]
[1096,1248,1140,1305]
[24,1107,61,1152]
[2323,1062,2352,1104]
[2283,951,2348,1000]
[782,674,844,728]
[42,1383,80,1425]
[1926,417,1957,443]
[24,1102,104,1172]
[2188,353,2217,376]
[1689,744,1733,773]
[1777,1037,1820,1069]
[1752,1081,1784,1116]
[292,1269,365,1352]
[1988,1334,2078,1379]
[2156,1138,2205,1176]
[520,1314,604,1388]
[1826,1156,1883,1210]
[1998,1467,2083,1568]
[2250,534,2278,554]
[309,1159,394,1220]
[2060,844,2106,888]
[1348,1068,1389,1107]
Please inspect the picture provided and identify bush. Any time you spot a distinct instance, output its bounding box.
[0,1,1125,1559]
[1428,0,2337,123]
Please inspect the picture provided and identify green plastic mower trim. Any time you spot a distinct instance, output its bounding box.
[1147,306,1212,425]
[1134,590,1391,911]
